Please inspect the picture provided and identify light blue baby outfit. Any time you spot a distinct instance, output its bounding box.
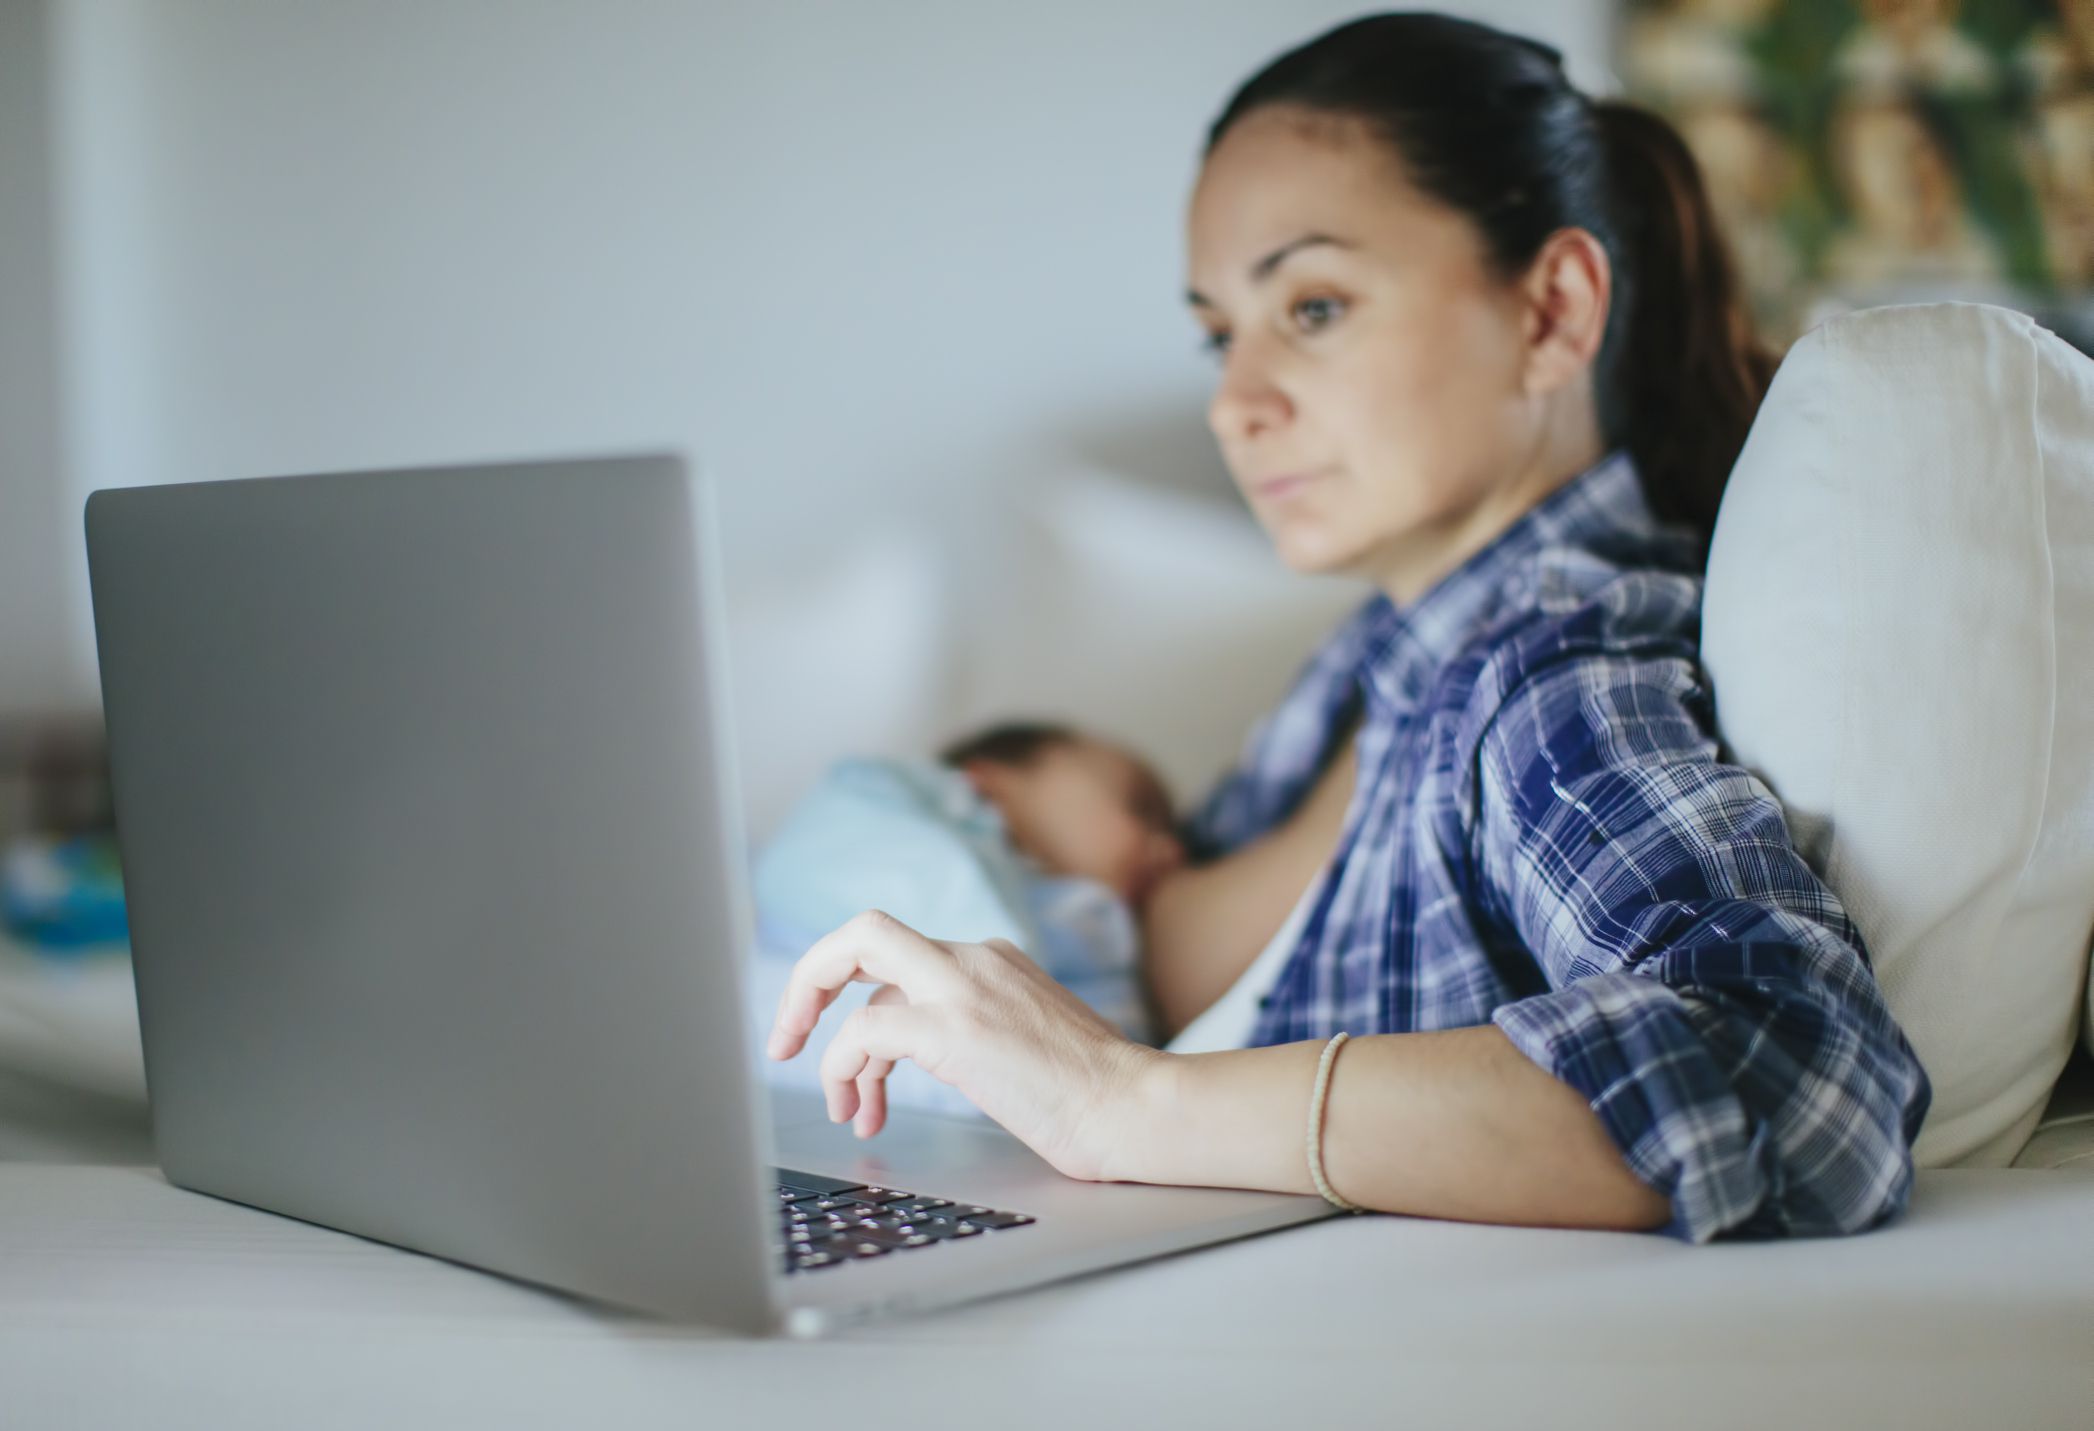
[746,757,1152,1118]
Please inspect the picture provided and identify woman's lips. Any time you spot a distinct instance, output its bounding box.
[1253,469,1329,501]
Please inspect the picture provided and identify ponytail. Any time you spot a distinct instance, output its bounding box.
[1591,100,1780,559]
[1206,15,1783,565]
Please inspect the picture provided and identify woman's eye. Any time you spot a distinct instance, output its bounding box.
[1197,297,1343,361]
[1293,295,1345,331]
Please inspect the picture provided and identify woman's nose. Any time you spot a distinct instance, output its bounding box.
[1207,353,1292,446]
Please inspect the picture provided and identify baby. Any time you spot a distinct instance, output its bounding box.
[745,722,1184,1114]
[936,721,1186,912]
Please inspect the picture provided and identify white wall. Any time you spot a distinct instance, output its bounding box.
[0,0,72,715]
[10,0,1619,813]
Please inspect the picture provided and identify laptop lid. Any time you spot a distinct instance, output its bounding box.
[85,453,782,1330]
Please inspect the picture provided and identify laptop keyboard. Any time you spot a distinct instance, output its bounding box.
[774,1168,1035,1275]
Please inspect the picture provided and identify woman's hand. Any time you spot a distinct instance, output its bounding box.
[765,908,1164,1182]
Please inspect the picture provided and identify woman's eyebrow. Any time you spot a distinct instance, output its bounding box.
[1185,232,1357,309]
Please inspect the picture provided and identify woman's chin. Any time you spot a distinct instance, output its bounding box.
[1267,524,1370,578]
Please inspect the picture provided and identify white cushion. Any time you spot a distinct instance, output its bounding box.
[2010,1057,2094,1170]
[1701,300,2094,1168]
[720,470,1355,852]
[950,468,1360,813]
[722,534,950,845]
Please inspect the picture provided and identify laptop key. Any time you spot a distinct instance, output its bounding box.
[959,1210,1035,1230]
[848,1212,909,1231]
[811,1195,872,1213]
[772,1169,869,1197]
[853,1225,944,1250]
[889,1197,953,1215]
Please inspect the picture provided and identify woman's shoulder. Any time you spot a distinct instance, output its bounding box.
[1431,556,1712,781]
[1510,547,1705,671]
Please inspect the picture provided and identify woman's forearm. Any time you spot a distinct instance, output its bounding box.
[1111,1025,1672,1233]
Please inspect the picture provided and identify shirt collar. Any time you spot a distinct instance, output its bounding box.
[1346,447,1685,715]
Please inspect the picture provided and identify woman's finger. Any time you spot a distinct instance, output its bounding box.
[818,1002,936,1126]
[851,988,904,1135]
[853,1057,894,1139]
[768,909,956,1060]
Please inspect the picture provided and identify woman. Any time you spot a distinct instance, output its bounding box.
[766,12,1932,1243]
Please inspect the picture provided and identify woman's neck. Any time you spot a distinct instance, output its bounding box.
[1369,423,1607,610]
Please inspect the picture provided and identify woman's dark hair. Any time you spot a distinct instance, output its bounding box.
[1205,11,1779,561]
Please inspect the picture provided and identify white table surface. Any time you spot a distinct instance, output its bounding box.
[1,1162,2089,1430]
[2,938,2090,1429]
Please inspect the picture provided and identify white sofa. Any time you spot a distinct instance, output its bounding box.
[0,306,2087,1298]
[725,300,2094,1176]
[12,311,2094,1176]
[0,308,2089,1429]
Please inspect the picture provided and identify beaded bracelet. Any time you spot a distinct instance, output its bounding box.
[1306,1030,1365,1213]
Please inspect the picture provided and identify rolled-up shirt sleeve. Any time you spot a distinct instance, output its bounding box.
[1472,645,1932,1243]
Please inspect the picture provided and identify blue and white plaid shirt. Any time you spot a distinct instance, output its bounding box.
[1184,448,1931,1243]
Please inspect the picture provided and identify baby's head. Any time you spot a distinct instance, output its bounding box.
[939,722,1186,907]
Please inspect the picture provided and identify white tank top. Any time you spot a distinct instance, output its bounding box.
[1163,874,1322,1055]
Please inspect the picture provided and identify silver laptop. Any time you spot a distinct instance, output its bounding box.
[82,452,1334,1336]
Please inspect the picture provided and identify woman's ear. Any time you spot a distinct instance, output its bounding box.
[1518,226,1611,398]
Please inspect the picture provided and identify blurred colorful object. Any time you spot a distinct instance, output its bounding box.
[2,833,130,953]
[1620,0,2094,353]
